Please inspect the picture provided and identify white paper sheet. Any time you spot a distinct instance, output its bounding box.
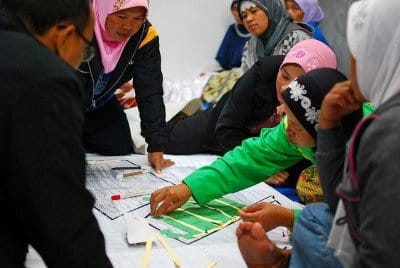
[26,153,303,268]
[86,159,174,219]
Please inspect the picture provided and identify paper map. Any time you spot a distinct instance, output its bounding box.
[148,197,244,244]
[86,159,173,219]
[148,187,289,244]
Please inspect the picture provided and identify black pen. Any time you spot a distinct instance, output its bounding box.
[111,166,141,170]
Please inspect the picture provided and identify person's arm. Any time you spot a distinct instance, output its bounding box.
[317,101,375,211]
[355,113,400,267]
[133,25,173,172]
[215,55,282,152]
[132,25,167,153]
[9,79,111,267]
[150,118,312,215]
[215,62,259,151]
[238,202,295,232]
[317,81,362,211]
[215,24,235,69]
[316,126,346,211]
[185,119,305,205]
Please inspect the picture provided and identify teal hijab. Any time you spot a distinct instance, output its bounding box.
[239,0,292,58]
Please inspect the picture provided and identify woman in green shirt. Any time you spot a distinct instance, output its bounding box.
[150,68,374,216]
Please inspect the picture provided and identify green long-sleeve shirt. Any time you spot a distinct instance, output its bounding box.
[184,117,314,205]
[184,104,374,206]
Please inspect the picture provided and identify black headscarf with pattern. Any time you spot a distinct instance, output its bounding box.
[282,68,363,140]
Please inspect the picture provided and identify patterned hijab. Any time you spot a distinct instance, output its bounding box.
[282,68,348,139]
[93,0,149,74]
[239,0,292,58]
[347,0,400,107]
[294,0,324,24]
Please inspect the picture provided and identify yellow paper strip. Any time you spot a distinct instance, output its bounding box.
[203,204,232,218]
[206,260,217,268]
[213,199,241,211]
[156,234,182,268]
[162,214,204,233]
[179,209,222,224]
[141,236,153,268]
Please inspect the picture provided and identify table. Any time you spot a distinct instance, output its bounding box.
[25,154,303,268]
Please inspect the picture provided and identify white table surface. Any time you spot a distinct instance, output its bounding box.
[25,154,303,268]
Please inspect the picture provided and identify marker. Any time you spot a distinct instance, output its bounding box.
[111,190,152,201]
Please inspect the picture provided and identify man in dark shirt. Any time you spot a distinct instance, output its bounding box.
[0,0,111,266]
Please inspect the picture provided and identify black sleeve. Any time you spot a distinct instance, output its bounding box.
[132,36,167,152]
[214,63,258,152]
[316,126,346,212]
[355,114,400,267]
[9,79,111,267]
[215,55,283,152]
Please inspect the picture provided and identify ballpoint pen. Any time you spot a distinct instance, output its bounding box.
[111,166,141,170]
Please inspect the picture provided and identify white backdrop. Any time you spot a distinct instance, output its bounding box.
[148,0,233,79]
[148,0,354,77]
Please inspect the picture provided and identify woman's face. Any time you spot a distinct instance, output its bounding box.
[285,0,304,22]
[241,6,269,36]
[285,104,316,147]
[105,6,146,42]
[276,64,305,104]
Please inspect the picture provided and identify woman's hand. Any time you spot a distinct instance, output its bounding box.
[150,183,192,216]
[238,202,294,232]
[319,81,362,129]
[148,152,174,174]
[264,171,289,186]
[115,82,137,109]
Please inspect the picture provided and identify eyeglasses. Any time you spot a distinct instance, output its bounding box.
[74,28,96,62]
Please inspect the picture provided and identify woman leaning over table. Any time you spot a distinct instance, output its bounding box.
[78,0,173,173]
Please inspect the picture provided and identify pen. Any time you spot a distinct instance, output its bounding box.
[111,166,141,170]
[111,190,153,201]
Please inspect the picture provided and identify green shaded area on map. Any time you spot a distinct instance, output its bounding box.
[152,197,245,241]
[141,195,150,202]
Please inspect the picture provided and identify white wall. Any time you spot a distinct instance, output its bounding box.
[149,0,354,78]
[149,0,233,79]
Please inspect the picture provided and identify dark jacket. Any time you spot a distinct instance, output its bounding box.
[337,94,400,267]
[78,21,167,152]
[165,55,283,155]
[215,55,284,152]
[0,9,111,267]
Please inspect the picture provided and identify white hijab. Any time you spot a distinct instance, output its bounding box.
[347,0,400,106]
[329,1,400,266]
